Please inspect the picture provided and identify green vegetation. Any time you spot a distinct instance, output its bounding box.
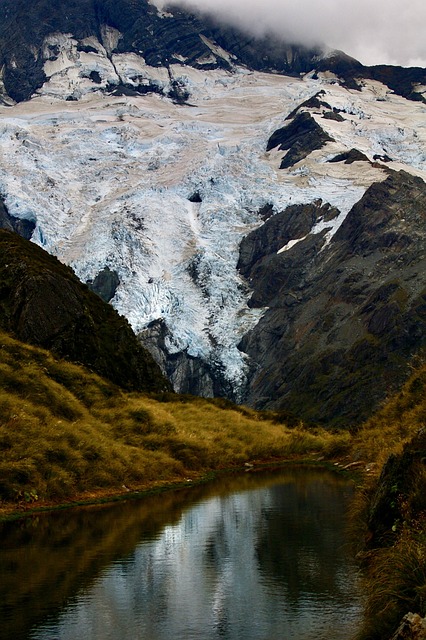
[0,328,348,514]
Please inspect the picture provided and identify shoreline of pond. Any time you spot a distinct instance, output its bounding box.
[0,455,364,522]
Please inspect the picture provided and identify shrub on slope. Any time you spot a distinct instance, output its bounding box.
[351,363,426,640]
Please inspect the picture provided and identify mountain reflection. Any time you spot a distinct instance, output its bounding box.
[0,468,362,640]
[254,477,355,604]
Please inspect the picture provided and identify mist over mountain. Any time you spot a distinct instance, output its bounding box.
[0,0,425,426]
[157,0,426,67]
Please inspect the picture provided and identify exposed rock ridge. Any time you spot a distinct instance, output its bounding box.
[267,112,335,169]
[328,149,370,164]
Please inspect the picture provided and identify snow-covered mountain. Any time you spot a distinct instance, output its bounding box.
[0,0,425,425]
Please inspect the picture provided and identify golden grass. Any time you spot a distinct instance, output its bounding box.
[351,362,426,470]
[348,361,426,639]
[356,532,426,640]
[1,324,422,513]
[0,329,344,511]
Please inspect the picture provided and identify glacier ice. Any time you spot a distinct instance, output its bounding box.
[0,52,425,397]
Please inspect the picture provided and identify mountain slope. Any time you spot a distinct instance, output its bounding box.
[239,170,426,426]
[0,0,425,424]
[0,229,170,392]
[0,0,329,103]
[0,0,424,104]
[0,325,350,508]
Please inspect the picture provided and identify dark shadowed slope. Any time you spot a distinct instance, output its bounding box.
[0,229,170,392]
[239,171,426,427]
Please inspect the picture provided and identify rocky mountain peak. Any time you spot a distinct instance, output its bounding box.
[0,0,424,103]
[239,170,426,426]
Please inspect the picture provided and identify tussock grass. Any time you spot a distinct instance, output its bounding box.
[2,330,425,637]
[349,361,426,639]
[357,533,426,640]
[0,329,342,510]
[351,363,426,469]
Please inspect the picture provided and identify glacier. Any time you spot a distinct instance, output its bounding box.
[0,38,425,398]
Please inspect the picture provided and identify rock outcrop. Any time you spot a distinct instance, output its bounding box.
[140,318,235,400]
[86,267,120,303]
[267,112,335,169]
[328,148,370,164]
[0,194,35,240]
[390,613,426,640]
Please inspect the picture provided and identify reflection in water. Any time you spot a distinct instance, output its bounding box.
[0,468,362,640]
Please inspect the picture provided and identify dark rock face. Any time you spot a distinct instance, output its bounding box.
[239,171,426,427]
[374,153,393,163]
[0,0,100,102]
[140,319,236,400]
[267,113,335,169]
[367,65,426,102]
[322,110,345,122]
[328,148,370,164]
[284,91,331,120]
[0,0,317,101]
[0,194,35,239]
[188,192,202,203]
[87,267,120,303]
[109,82,163,97]
[238,201,340,306]
[207,26,324,76]
[0,230,170,393]
[168,77,191,104]
[0,0,424,103]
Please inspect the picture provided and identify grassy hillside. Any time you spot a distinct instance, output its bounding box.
[0,328,349,514]
[348,360,426,476]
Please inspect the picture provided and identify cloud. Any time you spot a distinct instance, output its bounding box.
[157,0,426,67]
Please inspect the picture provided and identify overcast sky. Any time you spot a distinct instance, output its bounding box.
[156,0,426,67]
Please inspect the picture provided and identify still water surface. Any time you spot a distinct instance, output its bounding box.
[1,468,363,640]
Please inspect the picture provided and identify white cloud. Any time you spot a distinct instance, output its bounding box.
[157,0,426,67]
